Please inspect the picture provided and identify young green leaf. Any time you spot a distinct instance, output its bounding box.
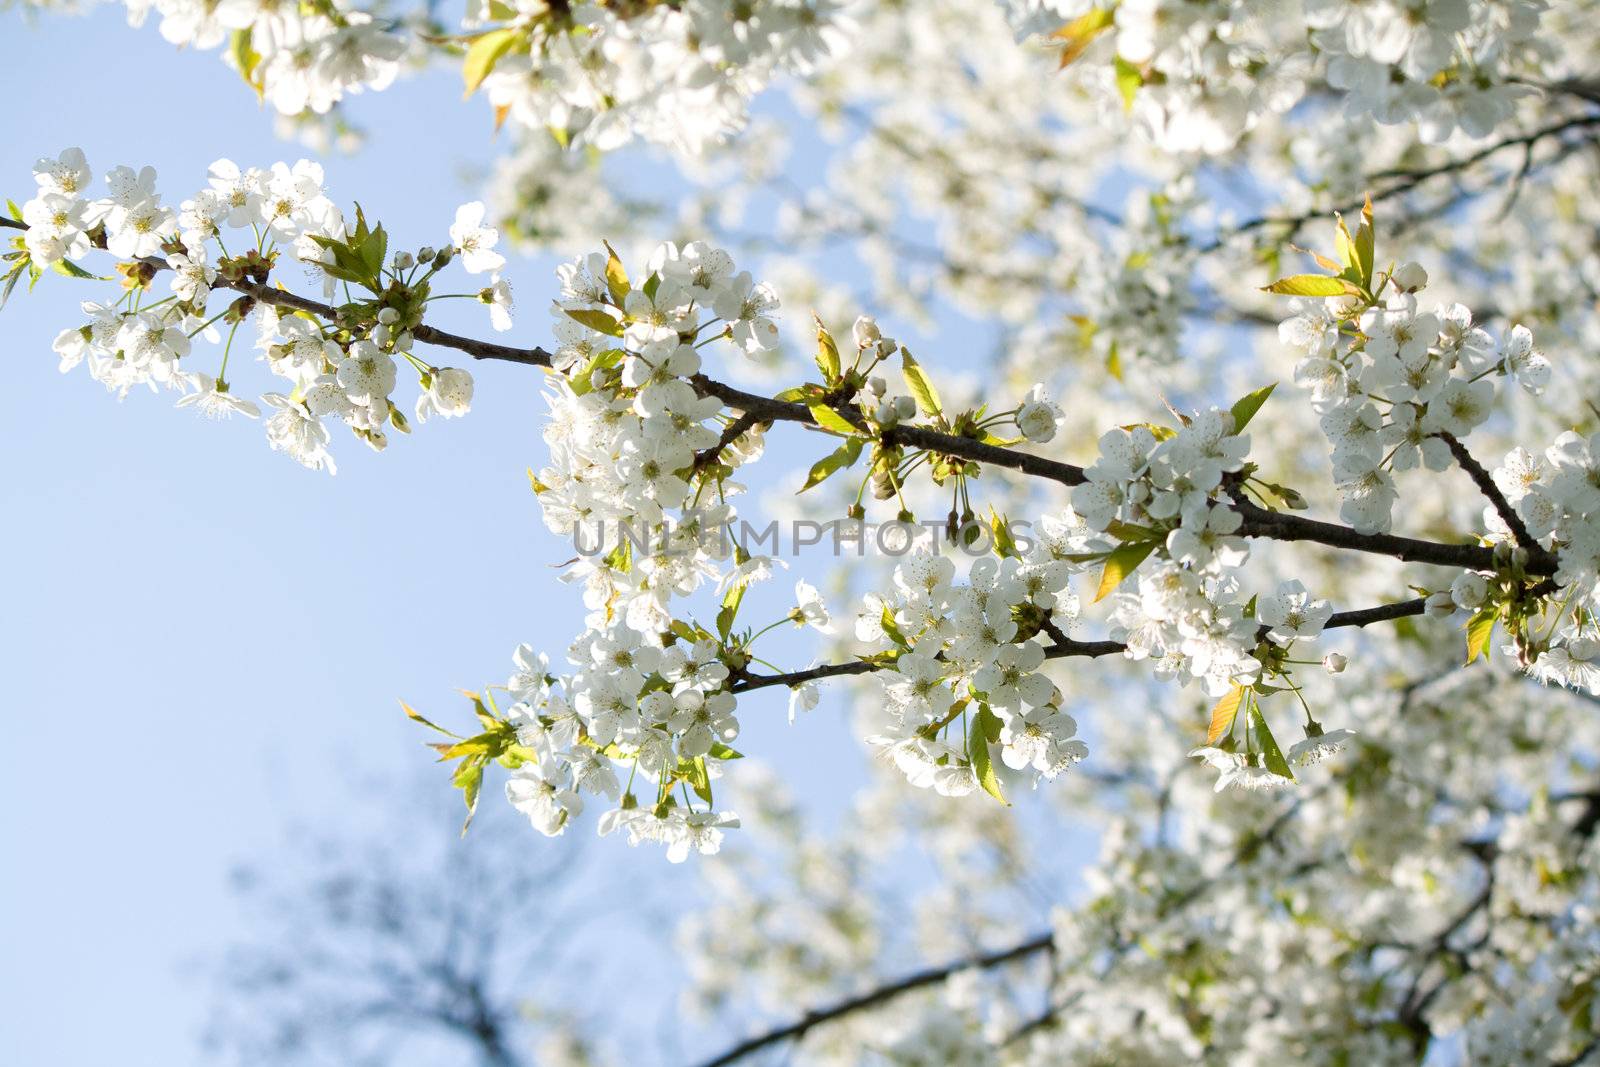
[807,402,858,436]
[463,27,522,97]
[563,307,624,337]
[1113,56,1142,109]
[1228,382,1277,433]
[1094,540,1158,603]
[1261,274,1355,297]
[1050,8,1115,67]
[602,241,629,302]
[969,705,1010,805]
[814,316,841,383]
[1465,606,1497,665]
[900,350,943,419]
[800,437,864,492]
[1249,702,1295,780]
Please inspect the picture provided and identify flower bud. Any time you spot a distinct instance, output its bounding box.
[1425,591,1455,618]
[433,247,454,268]
[377,307,400,325]
[372,323,392,347]
[1322,652,1348,675]
[867,376,887,397]
[1450,572,1489,611]
[418,246,436,264]
[852,315,880,348]
[894,395,917,420]
[1392,262,1428,292]
[875,400,898,427]
[393,252,415,272]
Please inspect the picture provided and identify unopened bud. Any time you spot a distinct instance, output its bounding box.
[1392,261,1428,293]
[377,307,400,325]
[894,395,917,420]
[433,247,454,268]
[867,376,887,397]
[393,252,415,271]
[418,246,437,264]
[1450,572,1490,611]
[1424,591,1455,618]
[852,315,881,348]
[1322,652,1348,675]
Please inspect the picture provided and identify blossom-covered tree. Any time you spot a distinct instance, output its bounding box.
[8,0,1600,1062]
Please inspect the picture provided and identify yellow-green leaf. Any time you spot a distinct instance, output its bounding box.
[563,307,623,337]
[969,706,1010,805]
[1206,685,1245,745]
[800,437,864,492]
[1228,382,1276,433]
[463,28,522,97]
[900,350,942,419]
[602,240,629,302]
[808,402,858,436]
[814,315,841,383]
[1094,540,1157,602]
[1113,56,1142,109]
[1465,607,1496,665]
[1261,274,1355,297]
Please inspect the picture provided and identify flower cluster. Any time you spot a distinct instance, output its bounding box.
[858,537,1091,798]
[1003,0,1546,154]
[127,0,404,117]
[16,149,492,474]
[1278,261,1546,535]
[504,242,794,856]
[473,0,855,154]
[1489,434,1600,690]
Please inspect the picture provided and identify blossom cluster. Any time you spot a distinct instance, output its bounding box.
[14,149,497,474]
[473,0,855,154]
[1002,0,1547,154]
[1278,264,1546,535]
[504,241,798,857]
[857,547,1091,797]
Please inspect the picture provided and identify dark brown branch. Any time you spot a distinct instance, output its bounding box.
[1436,432,1541,554]
[692,933,1053,1067]
[732,594,1452,694]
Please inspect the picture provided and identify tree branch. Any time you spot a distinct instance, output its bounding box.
[691,933,1054,1067]
[1437,431,1541,554]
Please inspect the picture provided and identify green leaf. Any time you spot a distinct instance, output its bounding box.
[1206,685,1245,745]
[5,199,22,222]
[1261,274,1355,297]
[1228,383,1276,434]
[814,316,841,383]
[807,402,858,436]
[401,700,460,739]
[229,28,264,98]
[989,508,1018,558]
[602,241,629,302]
[800,437,864,492]
[707,741,744,761]
[684,757,713,804]
[1249,702,1295,780]
[900,349,942,419]
[969,706,1010,805]
[717,575,746,641]
[452,755,487,835]
[563,307,624,337]
[463,27,522,97]
[880,605,910,650]
[1465,606,1497,665]
[1113,56,1142,109]
[1094,540,1157,602]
